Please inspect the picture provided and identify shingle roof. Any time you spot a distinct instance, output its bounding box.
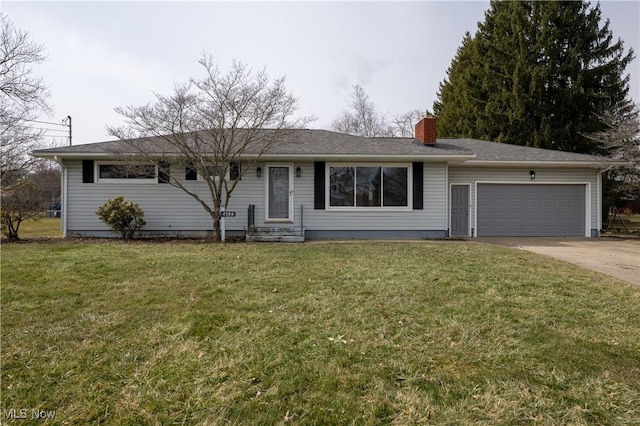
[31,129,611,165]
[32,129,472,160]
[440,138,607,164]
[263,130,472,158]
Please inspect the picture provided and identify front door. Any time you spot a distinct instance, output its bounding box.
[266,164,293,221]
[451,185,470,236]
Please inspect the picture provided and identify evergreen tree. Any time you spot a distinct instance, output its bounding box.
[434,32,485,139]
[434,0,634,154]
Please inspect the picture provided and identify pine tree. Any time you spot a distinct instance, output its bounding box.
[434,32,485,139]
[434,0,634,154]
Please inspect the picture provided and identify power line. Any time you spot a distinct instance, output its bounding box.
[24,119,68,127]
[7,117,73,145]
[19,116,72,145]
[17,125,69,133]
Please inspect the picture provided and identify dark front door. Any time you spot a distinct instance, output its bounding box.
[451,185,469,236]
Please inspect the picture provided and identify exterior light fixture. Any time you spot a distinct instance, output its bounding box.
[530,170,536,180]
[256,167,262,178]
[296,167,302,177]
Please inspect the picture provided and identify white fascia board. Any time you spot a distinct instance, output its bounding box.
[31,152,114,160]
[31,152,181,160]
[32,152,476,162]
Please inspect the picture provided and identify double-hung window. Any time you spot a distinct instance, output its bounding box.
[328,164,410,209]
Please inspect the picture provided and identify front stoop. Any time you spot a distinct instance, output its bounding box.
[246,227,305,243]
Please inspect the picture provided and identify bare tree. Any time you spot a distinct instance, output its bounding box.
[29,160,61,204]
[1,13,51,186]
[331,85,394,137]
[107,56,313,241]
[1,178,48,240]
[391,109,424,137]
[331,85,425,138]
[588,103,640,201]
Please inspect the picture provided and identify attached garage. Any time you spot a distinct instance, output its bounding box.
[476,183,587,237]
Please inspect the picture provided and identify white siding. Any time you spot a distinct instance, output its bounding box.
[448,166,600,234]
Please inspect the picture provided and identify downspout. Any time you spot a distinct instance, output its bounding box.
[445,162,449,237]
[597,164,618,237]
[597,169,603,237]
[53,155,67,237]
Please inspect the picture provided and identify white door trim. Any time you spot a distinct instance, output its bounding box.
[473,181,591,237]
[264,163,294,223]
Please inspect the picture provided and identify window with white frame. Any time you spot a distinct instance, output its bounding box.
[328,164,410,208]
[96,162,157,183]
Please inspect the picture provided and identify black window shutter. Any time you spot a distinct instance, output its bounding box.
[82,160,94,183]
[412,162,423,210]
[158,161,170,183]
[230,162,240,181]
[314,161,325,210]
[185,163,197,180]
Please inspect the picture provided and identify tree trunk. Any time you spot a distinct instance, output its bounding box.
[3,218,20,241]
[212,216,221,242]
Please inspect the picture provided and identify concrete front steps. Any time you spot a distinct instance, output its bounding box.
[246,227,305,243]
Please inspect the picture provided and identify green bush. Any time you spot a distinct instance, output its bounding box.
[96,196,146,239]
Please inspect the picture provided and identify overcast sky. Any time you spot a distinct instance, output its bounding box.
[4,1,639,146]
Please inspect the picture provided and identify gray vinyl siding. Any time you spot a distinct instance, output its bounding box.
[447,166,599,235]
[64,160,449,236]
[64,160,257,234]
[292,162,446,231]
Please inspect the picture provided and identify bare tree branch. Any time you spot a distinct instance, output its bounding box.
[331,85,393,137]
[391,110,424,137]
[0,13,52,186]
[107,55,314,241]
[1,179,49,240]
[331,85,424,138]
[586,103,640,200]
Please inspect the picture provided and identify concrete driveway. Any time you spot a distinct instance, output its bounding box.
[477,237,640,286]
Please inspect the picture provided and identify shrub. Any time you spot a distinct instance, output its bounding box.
[96,196,146,239]
[1,179,48,241]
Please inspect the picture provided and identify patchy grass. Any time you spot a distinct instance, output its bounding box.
[2,242,639,424]
[4,217,62,239]
[604,214,640,236]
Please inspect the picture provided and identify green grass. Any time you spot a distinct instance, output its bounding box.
[4,217,63,239]
[605,214,640,235]
[2,242,639,424]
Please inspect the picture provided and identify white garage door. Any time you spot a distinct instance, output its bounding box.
[477,184,586,237]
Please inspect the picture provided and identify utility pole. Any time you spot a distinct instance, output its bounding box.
[62,115,72,145]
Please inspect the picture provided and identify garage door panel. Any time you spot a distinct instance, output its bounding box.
[477,184,585,237]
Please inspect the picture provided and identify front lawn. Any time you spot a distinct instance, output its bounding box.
[3,217,62,239]
[2,242,639,424]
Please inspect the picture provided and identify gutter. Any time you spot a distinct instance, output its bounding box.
[459,160,619,168]
[32,152,476,162]
[52,155,67,238]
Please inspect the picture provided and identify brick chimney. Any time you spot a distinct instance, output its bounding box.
[415,114,437,146]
